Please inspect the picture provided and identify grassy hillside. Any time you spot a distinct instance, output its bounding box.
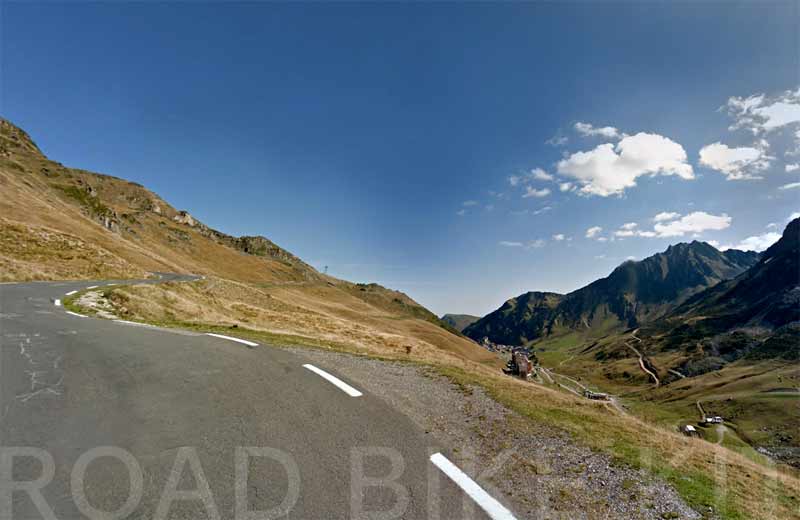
[5,118,800,518]
[441,313,481,332]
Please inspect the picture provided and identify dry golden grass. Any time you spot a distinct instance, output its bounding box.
[7,118,799,518]
[86,278,800,519]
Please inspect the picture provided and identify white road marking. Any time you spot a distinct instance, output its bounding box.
[429,453,516,520]
[106,283,117,286]
[114,319,155,328]
[66,311,87,318]
[205,333,258,347]
[86,285,99,289]
[53,299,61,307]
[302,364,363,397]
[65,290,78,296]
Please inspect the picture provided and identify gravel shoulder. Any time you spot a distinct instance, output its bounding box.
[290,347,701,520]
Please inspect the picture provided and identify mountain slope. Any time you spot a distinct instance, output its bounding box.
[465,242,758,346]
[441,313,481,332]
[0,118,496,365]
[649,217,800,361]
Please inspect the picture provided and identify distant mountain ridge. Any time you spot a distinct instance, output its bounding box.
[651,217,800,362]
[441,314,481,332]
[465,242,759,345]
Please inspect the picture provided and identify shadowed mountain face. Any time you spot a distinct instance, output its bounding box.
[465,243,759,346]
[440,314,481,332]
[651,217,800,361]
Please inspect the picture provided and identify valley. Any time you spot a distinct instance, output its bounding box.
[2,117,799,519]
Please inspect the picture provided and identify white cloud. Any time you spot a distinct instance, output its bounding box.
[528,239,546,248]
[625,256,637,261]
[531,168,554,181]
[456,209,466,216]
[508,175,521,187]
[559,182,575,192]
[766,222,778,229]
[574,122,622,140]
[779,182,800,190]
[499,241,524,247]
[556,132,694,196]
[523,187,551,198]
[613,222,639,238]
[596,237,608,242]
[726,88,800,134]
[585,226,603,239]
[786,163,800,172]
[721,232,781,252]
[652,211,732,237]
[653,211,680,222]
[698,142,771,180]
[637,230,657,238]
[552,234,566,241]
[462,200,479,206]
[533,206,552,215]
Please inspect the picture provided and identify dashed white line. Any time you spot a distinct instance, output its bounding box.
[53,299,61,307]
[429,453,516,520]
[86,285,99,289]
[205,333,258,347]
[65,290,78,296]
[66,311,87,318]
[302,364,363,397]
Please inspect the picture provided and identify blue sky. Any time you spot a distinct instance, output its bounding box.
[3,2,798,316]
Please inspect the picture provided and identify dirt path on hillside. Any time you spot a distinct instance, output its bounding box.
[626,329,660,386]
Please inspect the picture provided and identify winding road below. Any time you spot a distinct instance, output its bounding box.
[0,275,513,519]
[626,329,659,387]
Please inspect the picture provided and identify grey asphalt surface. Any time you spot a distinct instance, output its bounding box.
[0,275,495,519]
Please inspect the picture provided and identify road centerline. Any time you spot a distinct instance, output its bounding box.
[429,452,516,520]
[302,364,363,397]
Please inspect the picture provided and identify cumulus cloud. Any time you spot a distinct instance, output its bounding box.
[559,182,575,192]
[652,211,732,237]
[787,163,800,172]
[552,234,566,241]
[556,132,694,196]
[523,187,551,198]
[585,226,603,238]
[574,122,622,140]
[653,211,680,222]
[500,238,547,249]
[719,232,781,252]
[698,142,771,180]
[614,222,639,238]
[725,88,800,134]
[531,168,554,181]
[779,182,800,190]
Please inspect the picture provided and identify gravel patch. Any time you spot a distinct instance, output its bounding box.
[288,347,701,520]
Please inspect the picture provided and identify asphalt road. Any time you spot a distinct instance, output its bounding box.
[0,275,512,519]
